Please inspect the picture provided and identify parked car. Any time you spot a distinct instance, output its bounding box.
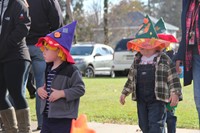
[70,43,115,78]
[112,38,136,76]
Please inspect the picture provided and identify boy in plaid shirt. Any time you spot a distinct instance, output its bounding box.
[120,15,182,133]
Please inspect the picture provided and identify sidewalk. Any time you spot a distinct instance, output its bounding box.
[31,121,200,133]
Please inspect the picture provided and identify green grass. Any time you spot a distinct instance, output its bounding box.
[27,77,199,129]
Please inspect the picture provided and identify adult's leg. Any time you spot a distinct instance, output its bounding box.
[0,60,31,132]
[0,108,18,133]
[28,45,46,129]
[192,55,200,127]
[0,63,12,110]
[4,60,30,110]
[5,60,32,132]
[6,60,31,132]
[0,63,18,133]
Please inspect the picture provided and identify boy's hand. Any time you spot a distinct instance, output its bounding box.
[37,84,48,99]
[120,94,126,105]
[169,92,179,107]
[48,88,65,102]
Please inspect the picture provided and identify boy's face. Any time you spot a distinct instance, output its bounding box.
[139,48,157,57]
[43,47,59,63]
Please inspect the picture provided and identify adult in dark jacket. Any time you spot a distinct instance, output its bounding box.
[26,0,63,130]
[175,0,200,124]
[0,0,32,132]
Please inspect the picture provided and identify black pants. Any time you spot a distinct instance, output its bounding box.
[0,60,30,110]
[41,114,72,133]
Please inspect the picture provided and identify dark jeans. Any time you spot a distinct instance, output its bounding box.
[137,100,166,133]
[41,114,72,133]
[166,110,177,133]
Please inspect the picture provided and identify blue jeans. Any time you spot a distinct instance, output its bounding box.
[137,100,166,133]
[193,55,200,126]
[166,110,177,133]
[28,45,46,127]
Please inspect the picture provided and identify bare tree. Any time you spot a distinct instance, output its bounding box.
[103,0,108,45]
[66,0,73,22]
[66,0,77,43]
[90,0,101,25]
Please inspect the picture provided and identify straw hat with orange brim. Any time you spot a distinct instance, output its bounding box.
[127,15,172,52]
[36,21,77,64]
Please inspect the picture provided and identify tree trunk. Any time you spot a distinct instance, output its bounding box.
[66,0,76,43]
[66,0,73,22]
[103,0,108,45]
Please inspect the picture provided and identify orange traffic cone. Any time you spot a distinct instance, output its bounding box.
[70,114,96,133]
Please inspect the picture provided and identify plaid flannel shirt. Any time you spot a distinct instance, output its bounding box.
[122,52,182,103]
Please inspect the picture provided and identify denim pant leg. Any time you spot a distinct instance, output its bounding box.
[166,110,177,133]
[192,55,200,126]
[137,101,149,133]
[28,45,46,127]
[148,101,166,133]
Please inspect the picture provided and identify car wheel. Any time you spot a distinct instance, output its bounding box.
[85,66,95,78]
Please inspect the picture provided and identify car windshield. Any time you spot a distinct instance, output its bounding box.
[70,46,94,55]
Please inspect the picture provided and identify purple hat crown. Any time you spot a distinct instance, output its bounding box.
[47,21,77,51]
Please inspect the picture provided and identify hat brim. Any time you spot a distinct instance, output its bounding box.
[127,38,170,52]
[36,36,75,64]
[157,33,178,43]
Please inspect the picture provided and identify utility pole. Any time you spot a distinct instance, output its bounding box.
[103,0,109,45]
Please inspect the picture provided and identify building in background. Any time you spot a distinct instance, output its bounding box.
[93,11,179,48]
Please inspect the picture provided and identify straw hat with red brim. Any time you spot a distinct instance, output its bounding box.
[36,21,77,64]
[127,15,176,52]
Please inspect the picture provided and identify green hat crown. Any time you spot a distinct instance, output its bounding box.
[135,15,158,39]
[154,17,167,33]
